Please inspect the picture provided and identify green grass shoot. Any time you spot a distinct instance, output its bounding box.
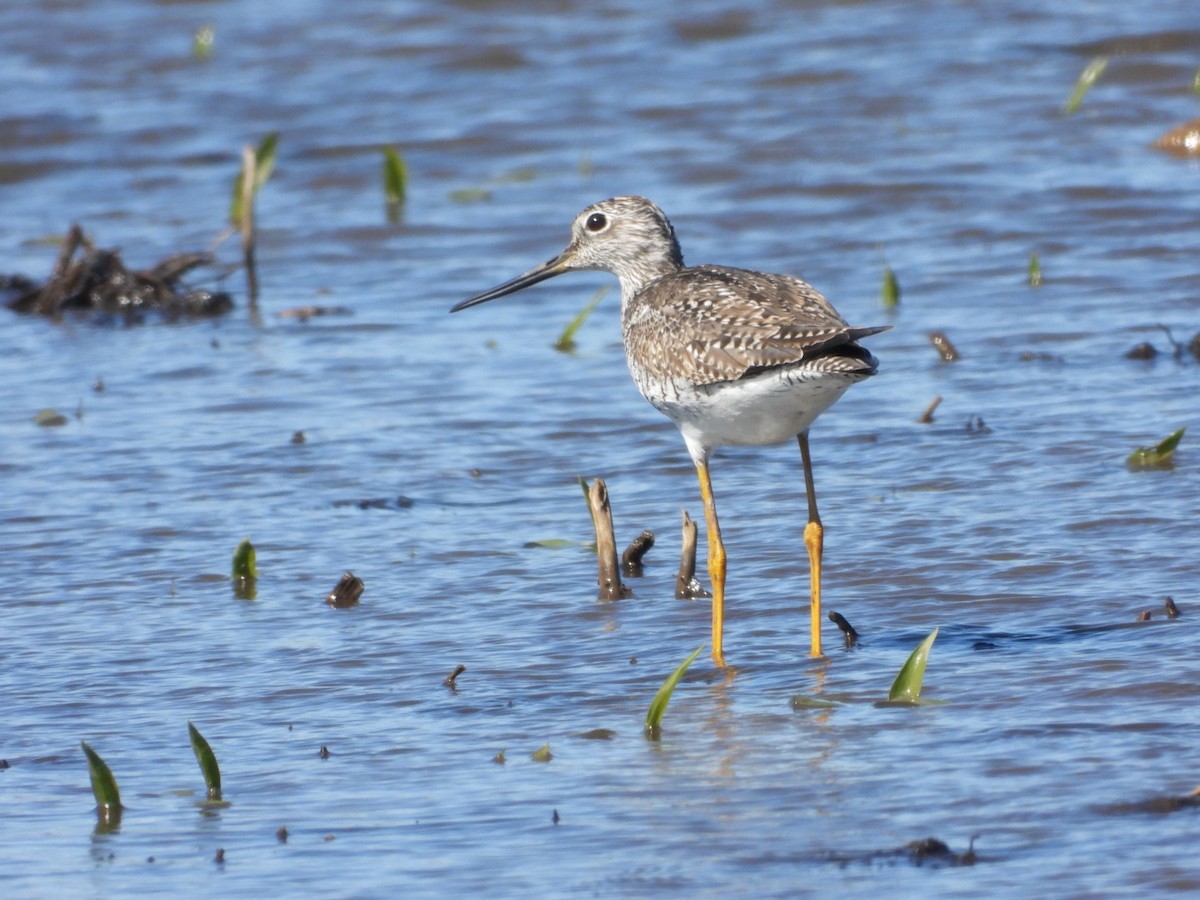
[188,722,222,800]
[881,264,900,307]
[555,287,607,352]
[231,539,258,580]
[81,741,122,819]
[229,132,279,227]
[1064,56,1108,114]
[192,25,214,59]
[888,627,939,702]
[1127,427,1185,469]
[644,644,705,737]
[382,146,407,206]
[1028,251,1043,287]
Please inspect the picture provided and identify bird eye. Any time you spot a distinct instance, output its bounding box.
[585,212,608,232]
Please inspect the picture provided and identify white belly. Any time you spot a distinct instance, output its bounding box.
[639,367,858,452]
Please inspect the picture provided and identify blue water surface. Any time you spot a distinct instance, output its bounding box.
[2,1,1199,896]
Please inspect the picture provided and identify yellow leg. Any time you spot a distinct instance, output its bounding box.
[695,461,727,666]
[804,520,823,658]
[798,432,823,658]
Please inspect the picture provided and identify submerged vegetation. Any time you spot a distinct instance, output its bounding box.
[554,287,607,352]
[880,262,900,307]
[231,539,258,581]
[644,644,705,737]
[81,742,122,826]
[231,539,258,599]
[1027,251,1043,287]
[229,132,278,229]
[888,628,940,703]
[1127,427,1185,469]
[1064,56,1108,114]
[383,146,408,221]
[188,722,223,801]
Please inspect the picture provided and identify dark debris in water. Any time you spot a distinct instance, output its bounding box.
[277,304,353,321]
[1125,341,1158,360]
[333,496,416,511]
[1096,786,1200,816]
[3,225,233,322]
[815,835,980,869]
[1125,326,1200,364]
[1019,350,1065,364]
[621,529,655,576]
[443,664,466,687]
[325,572,364,608]
[965,415,991,435]
[577,728,617,741]
[1137,595,1182,623]
[827,610,859,644]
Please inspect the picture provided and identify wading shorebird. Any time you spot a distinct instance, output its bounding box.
[451,196,888,664]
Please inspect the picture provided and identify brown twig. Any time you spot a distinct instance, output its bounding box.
[621,530,655,576]
[827,610,859,643]
[675,509,708,599]
[928,331,960,362]
[584,478,629,600]
[917,395,942,424]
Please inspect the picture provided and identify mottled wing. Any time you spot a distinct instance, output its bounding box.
[624,265,888,386]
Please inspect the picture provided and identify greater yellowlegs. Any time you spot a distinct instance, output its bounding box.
[452,196,887,663]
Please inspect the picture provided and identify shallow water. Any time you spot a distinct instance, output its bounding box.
[2,0,1199,896]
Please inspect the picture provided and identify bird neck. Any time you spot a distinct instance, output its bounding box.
[614,243,684,304]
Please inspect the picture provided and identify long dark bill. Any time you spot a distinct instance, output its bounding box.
[450,249,572,313]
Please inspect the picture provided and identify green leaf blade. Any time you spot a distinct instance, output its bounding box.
[252,132,278,191]
[1064,56,1108,114]
[644,644,705,736]
[188,721,222,800]
[554,287,607,352]
[382,146,407,205]
[888,627,939,702]
[81,741,122,813]
[1028,251,1043,287]
[229,132,279,226]
[1127,427,1185,469]
[231,539,258,580]
[881,264,900,307]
